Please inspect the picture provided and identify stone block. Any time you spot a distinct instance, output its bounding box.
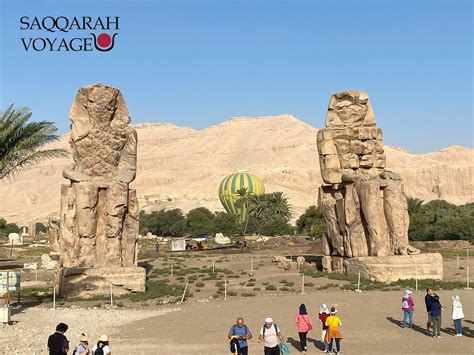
[321,169,342,184]
[339,153,359,169]
[317,129,334,142]
[344,253,443,283]
[58,266,146,298]
[359,155,374,168]
[321,155,341,169]
[317,140,338,155]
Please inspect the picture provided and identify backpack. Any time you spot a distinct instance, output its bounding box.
[94,343,105,355]
[402,300,409,309]
[262,323,278,337]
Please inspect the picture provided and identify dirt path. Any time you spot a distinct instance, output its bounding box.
[2,289,471,355]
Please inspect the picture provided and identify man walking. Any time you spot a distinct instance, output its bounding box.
[228,317,253,355]
[258,317,284,355]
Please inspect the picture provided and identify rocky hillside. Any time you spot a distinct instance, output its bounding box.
[1,114,472,224]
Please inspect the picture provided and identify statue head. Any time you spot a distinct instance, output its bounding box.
[325,90,376,128]
[69,83,131,141]
[85,85,119,125]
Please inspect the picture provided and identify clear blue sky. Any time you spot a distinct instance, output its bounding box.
[1,0,472,153]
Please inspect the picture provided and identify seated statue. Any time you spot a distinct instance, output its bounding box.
[60,83,139,268]
[317,90,419,264]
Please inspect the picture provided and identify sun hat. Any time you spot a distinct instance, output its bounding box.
[79,334,88,342]
[452,295,460,301]
[404,290,413,295]
[98,334,109,342]
[264,317,273,323]
[330,307,337,314]
[320,304,329,314]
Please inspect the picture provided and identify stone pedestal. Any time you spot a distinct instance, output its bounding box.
[344,253,443,283]
[58,266,146,298]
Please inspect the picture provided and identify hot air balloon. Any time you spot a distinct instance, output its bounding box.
[218,170,265,221]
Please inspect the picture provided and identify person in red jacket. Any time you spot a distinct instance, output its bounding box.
[319,304,330,353]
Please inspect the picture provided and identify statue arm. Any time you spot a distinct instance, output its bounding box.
[62,165,90,182]
[115,128,137,184]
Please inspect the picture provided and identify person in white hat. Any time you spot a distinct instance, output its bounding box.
[452,295,464,336]
[72,333,90,355]
[258,317,284,355]
[319,304,330,353]
[92,334,111,355]
[402,290,415,329]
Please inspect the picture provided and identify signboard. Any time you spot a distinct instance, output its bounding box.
[171,239,186,252]
[0,272,20,295]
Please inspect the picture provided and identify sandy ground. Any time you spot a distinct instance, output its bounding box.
[1,289,472,355]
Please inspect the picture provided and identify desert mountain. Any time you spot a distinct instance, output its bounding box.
[1,114,473,224]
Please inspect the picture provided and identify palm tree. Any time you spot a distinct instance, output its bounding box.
[248,192,292,223]
[0,105,67,179]
[406,197,424,215]
[235,187,253,237]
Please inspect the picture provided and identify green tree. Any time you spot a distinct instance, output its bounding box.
[35,222,47,234]
[213,212,240,236]
[139,209,186,236]
[248,192,292,224]
[0,105,67,179]
[258,216,293,236]
[296,205,327,238]
[185,207,215,237]
[0,217,20,236]
[406,197,424,215]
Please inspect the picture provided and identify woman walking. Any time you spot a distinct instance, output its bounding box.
[319,304,330,353]
[402,290,415,329]
[452,295,464,336]
[325,307,343,355]
[295,304,312,354]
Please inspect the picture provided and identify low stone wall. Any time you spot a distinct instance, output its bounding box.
[411,240,472,250]
[58,266,146,298]
[344,253,443,283]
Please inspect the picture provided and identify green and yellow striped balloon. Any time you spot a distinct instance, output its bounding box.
[218,171,265,221]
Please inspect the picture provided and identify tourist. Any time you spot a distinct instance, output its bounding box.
[402,290,415,329]
[73,334,90,355]
[92,334,111,355]
[452,295,464,337]
[295,303,313,354]
[430,295,444,338]
[319,304,330,353]
[228,317,253,355]
[258,317,284,355]
[325,307,343,355]
[47,323,69,355]
[425,288,435,331]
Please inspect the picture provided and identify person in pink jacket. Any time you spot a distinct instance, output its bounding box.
[295,303,312,354]
[402,290,415,329]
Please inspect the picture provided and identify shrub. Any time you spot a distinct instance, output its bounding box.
[265,284,277,291]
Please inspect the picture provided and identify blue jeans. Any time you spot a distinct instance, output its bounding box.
[454,319,462,334]
[329,338,340,352]
[403,310,413,328]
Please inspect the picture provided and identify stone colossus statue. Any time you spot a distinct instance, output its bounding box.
[317,90,419,271]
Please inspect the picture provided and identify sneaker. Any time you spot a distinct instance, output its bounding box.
[437,336,442,338]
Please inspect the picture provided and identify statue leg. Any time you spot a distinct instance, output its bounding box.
[344,184,369,257]
[357,179,390,256]
[383,176,420,255]
[105,182,128,266]
[318,186,345,256]
[122,189,139,266]
[73,182,99,267]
